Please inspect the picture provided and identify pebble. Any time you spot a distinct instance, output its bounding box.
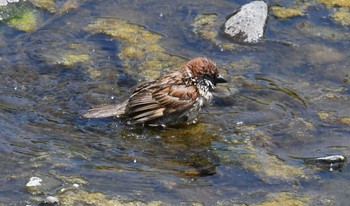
[315,155,346,164]
[305,155,347,172]
[26,177,43,187]
[45,196,59,204]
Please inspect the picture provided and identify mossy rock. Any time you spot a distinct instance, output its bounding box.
[340,117,350,125]
[29,0,56,13]
[296,21,350,40]
[62,54,90,66]
[192,13,235,50]
[58,190,164,206]
[239,150,304,182]
[332,8,350,26]
[254,192,309,206]
[271,6,305,19]
[85,17,185,80]
[318,0,350,8]
[7,10,39,32]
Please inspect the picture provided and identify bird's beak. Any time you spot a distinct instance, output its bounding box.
[215,73,227,84]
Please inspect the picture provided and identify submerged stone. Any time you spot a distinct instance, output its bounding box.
[219,137,305,182]
[332,8,350,26]
[85,17,185,80]
[58,190,163,206]
[240,149,304,182]
[59,0,79,14]
[7,9,39,32]
[29,0,56,13]
[25,175,61,195]
[271,6,305,19]
[223,1,268,43]
[192,13,235,50]
[0,1,40,32]
[29,0,81,14]
[340,117,350,125]
[254,192,309,206]
[43,196,59,205]
[303,44,346,65]
[318,0,350,8]
[192,13,218,42]
[62,53,90,66]
[224,57,261,72]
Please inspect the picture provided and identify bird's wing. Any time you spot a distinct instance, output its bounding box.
[129,80,155,93]
[126,84,199,123]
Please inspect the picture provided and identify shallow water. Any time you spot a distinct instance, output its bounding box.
[0,0,349,205]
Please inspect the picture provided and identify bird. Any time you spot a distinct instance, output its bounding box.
[83,57,227,126]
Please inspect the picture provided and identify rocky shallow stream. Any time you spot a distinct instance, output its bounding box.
[0,0,349,205]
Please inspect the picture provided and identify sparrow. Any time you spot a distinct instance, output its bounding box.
[83,57,227,126]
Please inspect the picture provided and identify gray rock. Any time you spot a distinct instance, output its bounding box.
[304,155,347,172]
[25,175,61,195]
[223,1,268,43]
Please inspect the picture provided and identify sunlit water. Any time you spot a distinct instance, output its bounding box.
[0,0,349,205]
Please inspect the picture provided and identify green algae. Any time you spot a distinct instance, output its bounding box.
[192,13,235,51]
[192,13,218,42]
[29,0,81,14]
[49,170,88,185]
[85,17,185,80]
[332,8,350,26]
[29,0,56,13]
[219,134,305,183]
[62,54,90,66]
[254,192,309,206]
[0,1,28,21]
[318,111,350,126]
[59,0,80,14]
[58,190,164,206]
[43,46,94,73]
[340,117,350,125]
[87,67,102,79]
[58,190,124,206]
[317,111,335,121]
[318,0,350,8]
[240,149,304,182]
[271,6,305,19]
[7,10,39,32]
[37,42,94,74]
[297,21,350,40]
[159,123,219,146]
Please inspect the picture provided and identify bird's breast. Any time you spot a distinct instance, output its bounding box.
[197,85,213,103]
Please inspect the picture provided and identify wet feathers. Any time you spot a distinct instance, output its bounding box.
[83,57,227,126]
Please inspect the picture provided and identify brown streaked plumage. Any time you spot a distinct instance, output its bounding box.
[83,57,227,126]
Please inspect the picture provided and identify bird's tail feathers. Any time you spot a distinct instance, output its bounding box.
[83,102,126,118]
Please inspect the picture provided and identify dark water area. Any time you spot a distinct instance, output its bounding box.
[0,0,349,205]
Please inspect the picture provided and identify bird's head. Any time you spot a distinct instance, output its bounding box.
[185,57,227,88]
